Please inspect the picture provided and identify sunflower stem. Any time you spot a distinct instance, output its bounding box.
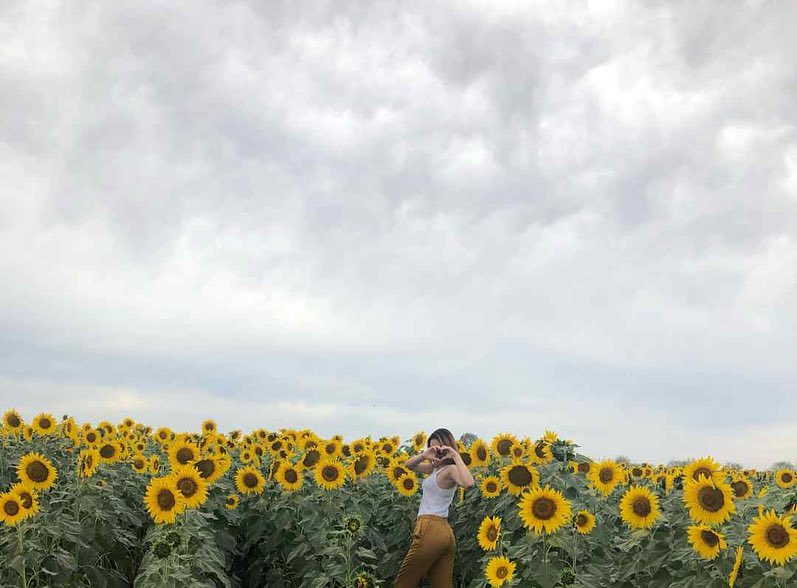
[17,522,27,588]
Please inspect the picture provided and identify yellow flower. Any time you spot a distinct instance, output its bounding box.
[17,452,58,491]
[747,509,797,566]
[2,409,23,432]
[0,492,26,526]
[225,494,240,510]
[774,469,797,490]
[500,462,539,496]
[171,465,209,509]
[687,525,726,560]
[144,476,186,524]
[682,456,725,485]
[235,466,266,495]
[484,555,515,587]
[728,545,743,587]
[31,412,57,436]
[574,510,596,535]
[517,484,572,535]
[395,471,419,496]
[589,460,624,497]
[682,477,736,525]
[619,485,661,530]
[314,459,347,491]
[480,476,502,498]
[477,516,501,551]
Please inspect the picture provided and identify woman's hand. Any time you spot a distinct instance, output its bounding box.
[436,446,460,461]
[421,447,443,465]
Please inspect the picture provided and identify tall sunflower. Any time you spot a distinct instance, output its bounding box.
[144,476,186,524]
[0,492,26,526]
[275,462,303,493]
[589,460,624,497]
[470,439,491,467]
[191,456,225,484]
[619,485,661,530]
[477,515,501,551]
[747,510,797,566]
[31,412,57,436]
[2,409,23,433]
[395,471,419,496]
[500,462,539,496]
[171,465,209,508]
[683,456,724,485]
[730,476,753,500]
[683,477,736,525]
[168,440,200,470]
[687,525,726,560]
[315,459,347,491]
[225,494,240,510]
[574,511,596,535]
[9,483,38,520]
[484,555,516,588]
[201,419,217,435]
[491,433,519,459]
[530,440,554,465]
[235,466,266,495]
[17,452,57,491]
[78,449,100,478]
[774,469,797,490]
[517,484,572,535]
[480,476,502,498]
[98,440,122,464]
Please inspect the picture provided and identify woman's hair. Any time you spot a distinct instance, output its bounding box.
[427,428,458,467]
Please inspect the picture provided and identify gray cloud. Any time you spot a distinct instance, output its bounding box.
[1,0,796,466]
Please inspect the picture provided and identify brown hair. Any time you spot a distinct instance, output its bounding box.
[427,428,458,467]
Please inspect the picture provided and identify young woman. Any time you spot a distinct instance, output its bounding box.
[394,428,475,588]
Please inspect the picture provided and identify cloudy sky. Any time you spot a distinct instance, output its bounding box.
[1,0,795,467]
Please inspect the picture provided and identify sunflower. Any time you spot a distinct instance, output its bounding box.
[8,483,38,521]
[484,555,516,587]
[480,476,502,498]
[149,455,161,475]
[171,465,209,509]
[167,440,199,470]
[518,484,572,535]
[343,514,364,536]
[322,439,343,459]
[98,440,122,464]
[274,462,303,493]
[2,409,23,432]
[530,440,554,465]
[190,456,224,484]
[315,459,347,491]
[470,439,491,467]
[775,469,797,490]
[730,476,753,500]
[144,476,186,524]
[728,545,743,587]
[589,460,624,497]
[78,449,100,478]
[154,427,173,445]
[235,466,266,495]
[81,428,101,447]
[225,494,240,510]
[201,419,217,435]
[571,461,592,476]
[683,477,736,525]
[17,452,57,491]
[352,571,377,588]
[386,470,416,497]
[387,458,411,485]
[686,525,726,560]
[350,451,376,480]
[29,412,57,436]
[0,493,26,526]
[747,510,797,566]
[477,515,501,551]
[500,462,539,496]
[491,433,519,458]
[131,454,149,474]
[619,485,661,530]
[412,431,427,452]
[683,456,724,485]
[574,510,596,535]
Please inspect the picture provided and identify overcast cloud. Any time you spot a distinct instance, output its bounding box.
[1,0,796,467]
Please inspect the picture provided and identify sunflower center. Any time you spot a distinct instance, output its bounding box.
[8,414,20,427]
[87,433,97,443]
[497,440,511,455]
[731,481,749,497]
[322,465,339,482]
[86,456,94,468]
[692,467,712,482]
[508,466,532,487]
[496,567,508,579]
[577,463,590,473]
[134,459,145,469]
[632,497,651,517]
[178,478,197,497]
[26,461,49,483]
[632,468,643,477]
[477,447,487,460]
[393,467,407,479]
[576,514,588,527]
[486,482,497,492]
[304,450,320,468]
[4,500,20,516]
[782,473,794,483]
[285,469,298,484]
[100,444,115,459]
[697,486,725,512]
[532,497,556,520]
[40,418,52,429]
[598,467,614,483]
[19,492,33,509]
[701,529,719,547]
[487,526,498,541]
[157,489,176,510]
[534,443,546,458]
[243,473,258,488]
[766,524,790,548]
[403,478,414,490]
[194,459,216,479]
[176,448,194,464]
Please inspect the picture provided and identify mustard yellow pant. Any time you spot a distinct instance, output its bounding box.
[394,514,456,587]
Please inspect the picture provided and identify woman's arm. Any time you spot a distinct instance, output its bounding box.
[404,451,434,474]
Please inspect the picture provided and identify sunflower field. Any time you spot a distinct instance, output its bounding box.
[1,409,796,587]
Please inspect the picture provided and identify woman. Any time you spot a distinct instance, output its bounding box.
[394,428,475,588]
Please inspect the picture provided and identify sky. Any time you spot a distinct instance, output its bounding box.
[1,0,796,468]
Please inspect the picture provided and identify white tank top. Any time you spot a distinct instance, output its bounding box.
[417,466,457,517]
